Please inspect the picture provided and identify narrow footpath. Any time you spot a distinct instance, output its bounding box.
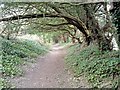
[10,44,90,88]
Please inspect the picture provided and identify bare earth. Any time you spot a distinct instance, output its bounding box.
[10,44,90,88]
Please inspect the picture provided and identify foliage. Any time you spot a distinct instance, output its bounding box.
[2,55,23,77]
[0,78,13,89]
[65,44,120,88]
[2,38,48,77]
[0,2,120,89]
[2,39,48,58]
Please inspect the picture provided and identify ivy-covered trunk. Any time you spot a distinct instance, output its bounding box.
[110,2,120,48]
[84,4,112,51]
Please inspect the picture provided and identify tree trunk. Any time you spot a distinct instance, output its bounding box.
[84,4,112,51]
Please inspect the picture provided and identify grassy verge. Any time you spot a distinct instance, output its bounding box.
[1,38,49,88]
[65,44,120,88]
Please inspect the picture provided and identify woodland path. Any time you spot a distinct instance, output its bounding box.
[10,44,89,88]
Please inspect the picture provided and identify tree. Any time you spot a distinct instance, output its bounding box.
[0,2,89,43]
[110,1,120,48]
[0,2,118,51]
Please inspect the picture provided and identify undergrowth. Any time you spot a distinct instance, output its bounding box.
[65,44,120,88]
[1,38,49,88]
[1,38,48,77]
[0,78,13,89]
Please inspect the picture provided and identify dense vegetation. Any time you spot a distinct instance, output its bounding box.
[1,38,48,88]
[65,44,120,88]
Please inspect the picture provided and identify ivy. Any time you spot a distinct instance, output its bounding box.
[65,44,120,88]
[1,39,48,77]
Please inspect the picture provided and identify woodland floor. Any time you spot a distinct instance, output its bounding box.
[10,44,90,88]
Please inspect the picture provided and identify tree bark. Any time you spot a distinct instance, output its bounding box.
[83,4,113,51]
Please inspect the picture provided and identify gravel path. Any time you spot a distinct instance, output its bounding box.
[10,44,90,88]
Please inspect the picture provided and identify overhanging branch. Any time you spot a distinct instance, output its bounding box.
[0,12,89,39]
[46,23,71,26]
[0,13,61,22]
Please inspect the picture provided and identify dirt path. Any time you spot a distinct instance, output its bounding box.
[10,44,90,88]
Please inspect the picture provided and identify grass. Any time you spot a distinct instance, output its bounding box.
[65,44,120,88]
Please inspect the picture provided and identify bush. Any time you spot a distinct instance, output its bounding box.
[65,44,120,88]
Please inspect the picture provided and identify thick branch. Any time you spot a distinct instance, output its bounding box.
[0,13,88,36]
[48,3,89,37]
[0,12,88,40]
[0,13,60,22]
[64,29,82,43]
[46,23,71,26]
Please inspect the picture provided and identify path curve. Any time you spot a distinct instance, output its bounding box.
[10,44,89,88]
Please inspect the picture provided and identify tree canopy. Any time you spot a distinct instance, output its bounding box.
[0,2,120,50]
